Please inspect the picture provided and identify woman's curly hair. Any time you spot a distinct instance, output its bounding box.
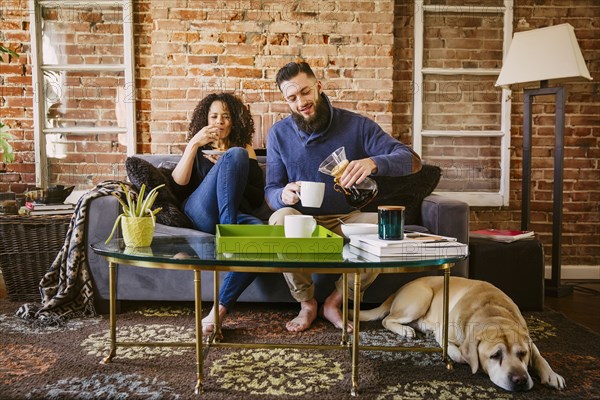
[187,93,255,148]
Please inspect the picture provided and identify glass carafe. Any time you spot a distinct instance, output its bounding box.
[318,146,378,209]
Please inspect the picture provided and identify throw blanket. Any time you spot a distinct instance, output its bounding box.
[16,181,134,326]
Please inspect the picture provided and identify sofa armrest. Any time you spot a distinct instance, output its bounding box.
[421,194,469,244]
[86,195,122,251]
[421,194,470,277]
[85,194,122,300]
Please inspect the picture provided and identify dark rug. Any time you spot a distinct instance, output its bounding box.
[1,300,598,400]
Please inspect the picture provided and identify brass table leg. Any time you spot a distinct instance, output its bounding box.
[341,273,349,345]
[210,270,222,343]
[194,270,204,394]
[442,267,453,370]
[102,261,117,364]
[351,272,361,397]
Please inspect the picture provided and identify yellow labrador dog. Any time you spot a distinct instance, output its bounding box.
[359,276,566,392]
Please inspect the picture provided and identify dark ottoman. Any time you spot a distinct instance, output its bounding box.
[468,237,544,311]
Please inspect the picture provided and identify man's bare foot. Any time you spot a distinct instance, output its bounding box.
[322,290,353,332]
[202,304,227,336]
[286,298,318,332]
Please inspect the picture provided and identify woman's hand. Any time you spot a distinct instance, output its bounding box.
[190,125,221,149]
[173,125,222,185]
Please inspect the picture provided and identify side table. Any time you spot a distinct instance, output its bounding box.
[0,214,71,301]
[468,236,545,311]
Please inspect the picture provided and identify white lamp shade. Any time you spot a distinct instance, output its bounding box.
[496,23,592,89]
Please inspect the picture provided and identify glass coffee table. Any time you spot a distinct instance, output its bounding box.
[91,235,467,396]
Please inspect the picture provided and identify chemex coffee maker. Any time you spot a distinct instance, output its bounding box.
[318,146,378,209]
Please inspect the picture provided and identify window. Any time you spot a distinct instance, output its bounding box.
[30,0,135,188]
[413,0,513,206]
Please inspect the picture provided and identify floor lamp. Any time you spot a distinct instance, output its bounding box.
[496,23,592,297]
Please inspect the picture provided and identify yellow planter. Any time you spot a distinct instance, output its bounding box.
[121,216,155,247]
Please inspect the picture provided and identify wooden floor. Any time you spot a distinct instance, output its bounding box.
[543,281,600,334]
[0,272,598,334]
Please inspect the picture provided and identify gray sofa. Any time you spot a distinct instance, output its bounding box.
[86,155,470,310]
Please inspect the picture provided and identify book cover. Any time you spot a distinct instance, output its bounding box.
[470,229,534,243]
[349,236,468,257]
[27,208,74,216]
[25,201,75,211]
[348,245,467,262]
[350,232,457,248]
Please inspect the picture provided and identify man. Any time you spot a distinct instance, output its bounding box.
[265,61,422,332]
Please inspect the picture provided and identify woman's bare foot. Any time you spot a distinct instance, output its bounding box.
[286,298,318,332]
[202,304,227,336]
[322,290,353,332]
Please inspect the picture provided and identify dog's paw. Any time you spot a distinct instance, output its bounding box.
[540,371,566,390]
[382,320,416,338]
[399,326,416,338]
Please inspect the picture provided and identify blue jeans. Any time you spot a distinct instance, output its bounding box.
[183,147,261,310]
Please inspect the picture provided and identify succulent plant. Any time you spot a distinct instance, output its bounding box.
[105,183,164,244]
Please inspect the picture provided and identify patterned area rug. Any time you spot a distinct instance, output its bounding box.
[1,300,598,400]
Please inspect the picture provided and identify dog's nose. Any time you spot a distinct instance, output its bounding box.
[511,373,529,389]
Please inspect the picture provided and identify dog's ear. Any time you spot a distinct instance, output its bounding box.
[460,336,480,374]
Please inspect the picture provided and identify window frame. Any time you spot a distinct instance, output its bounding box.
[29,0,136,187]
[413,0,514,206]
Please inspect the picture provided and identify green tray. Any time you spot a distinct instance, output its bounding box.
[216,224,343,254]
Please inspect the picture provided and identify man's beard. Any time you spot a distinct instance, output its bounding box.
[291,96,330,134]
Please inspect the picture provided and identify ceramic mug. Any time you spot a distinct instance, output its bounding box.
[284,215,317,238]
[298,181,325,208]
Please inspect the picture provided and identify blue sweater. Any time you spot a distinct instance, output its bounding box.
[265,94,419,215]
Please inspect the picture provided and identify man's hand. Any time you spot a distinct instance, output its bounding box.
[281,182,301,205]
[339,158,377,187]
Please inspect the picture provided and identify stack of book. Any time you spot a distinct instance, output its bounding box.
[24,202,75,216]
[349,231,468,261]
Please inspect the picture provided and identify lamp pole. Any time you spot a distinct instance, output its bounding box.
[521,81,573,297]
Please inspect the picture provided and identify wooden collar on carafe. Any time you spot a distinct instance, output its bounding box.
[330,159,349,179]
[331,160,351,194]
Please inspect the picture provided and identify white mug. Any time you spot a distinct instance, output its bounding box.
[298,181,325,208]
[284,215,317,238]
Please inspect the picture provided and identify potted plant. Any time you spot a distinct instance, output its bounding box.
[105,183,164,247]
[0,45,18,168]
[0,122,15,164]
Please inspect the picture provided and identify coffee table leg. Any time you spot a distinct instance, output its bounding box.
[351,272,361,397]
[102,260,117,364]
[341,273,349,345]
[211,270,222,343]
[194,270,204,394]
[442,266,453,370]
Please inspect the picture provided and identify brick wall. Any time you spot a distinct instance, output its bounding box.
[0,0,32,191]
[145,0,395,154]
[0,0,598,266]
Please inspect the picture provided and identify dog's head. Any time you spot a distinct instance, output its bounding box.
[460,321,534,391]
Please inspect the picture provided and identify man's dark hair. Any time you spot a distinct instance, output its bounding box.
[275,61,317,90]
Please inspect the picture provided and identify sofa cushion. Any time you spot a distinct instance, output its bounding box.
[362,164,441,225]
[125,156,194,229]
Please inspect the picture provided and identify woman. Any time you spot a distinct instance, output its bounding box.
[171,93,262,336]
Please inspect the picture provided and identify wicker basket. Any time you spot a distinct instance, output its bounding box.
[0,214,71,301]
